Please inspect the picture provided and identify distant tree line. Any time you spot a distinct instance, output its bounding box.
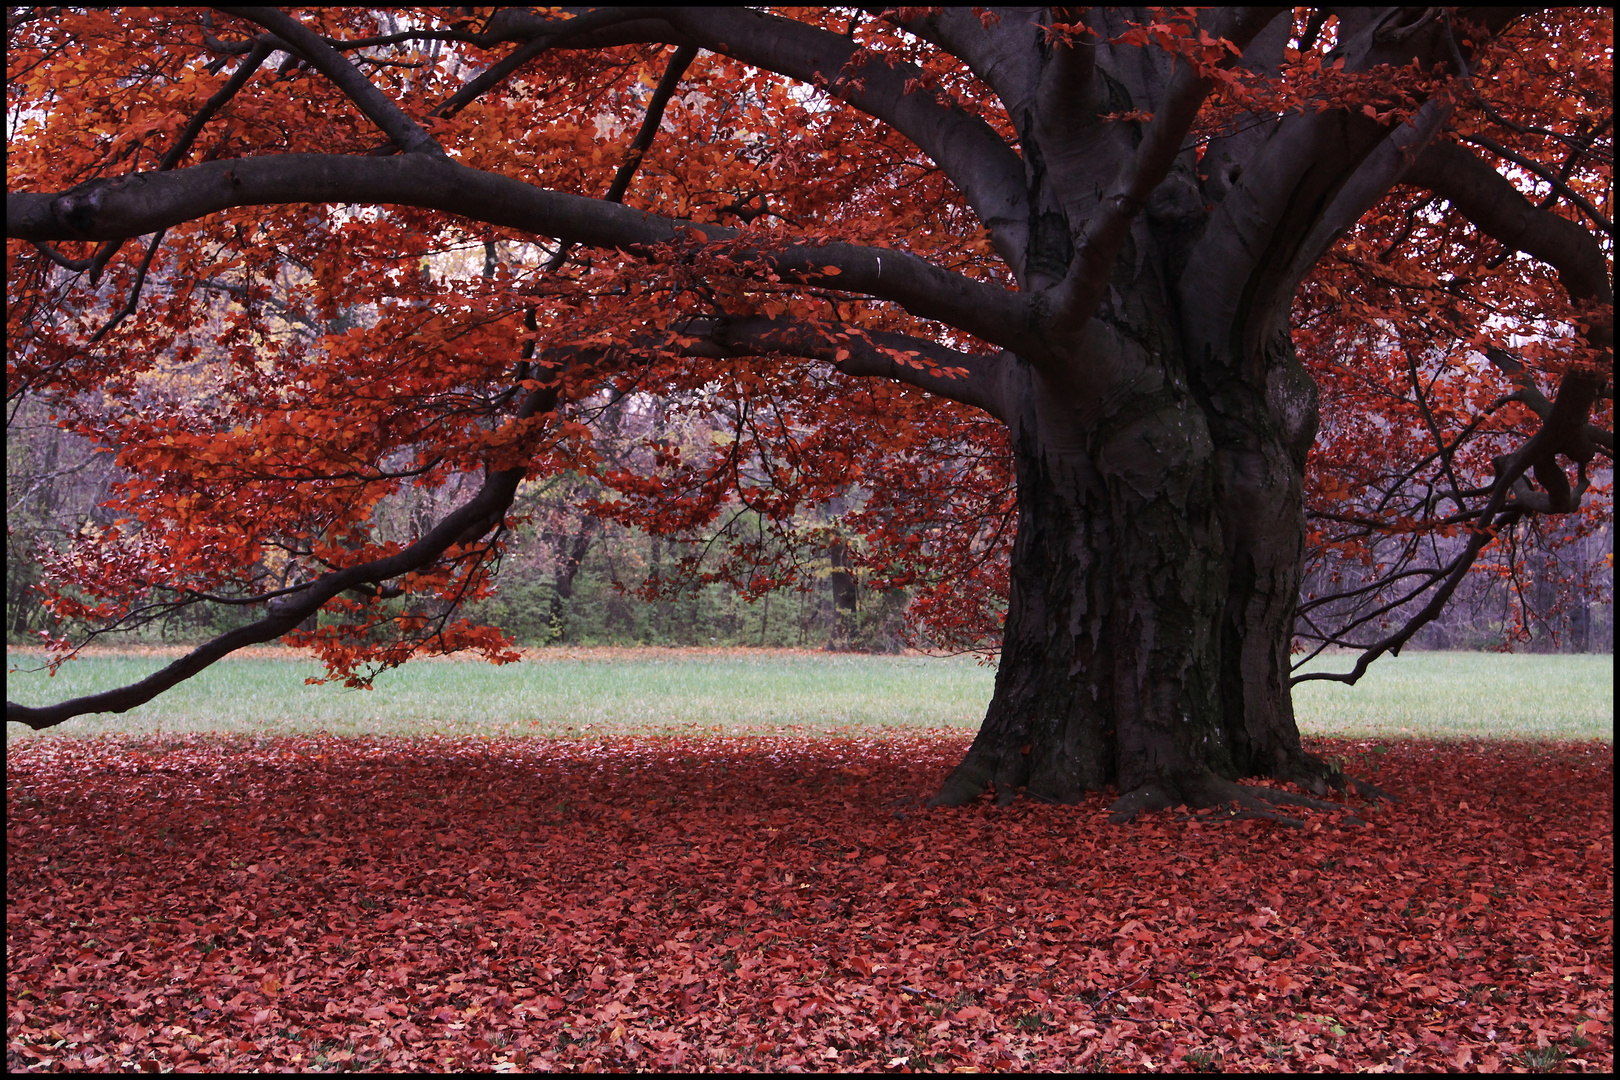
[8,389,1611,654]
[6,388,919,651]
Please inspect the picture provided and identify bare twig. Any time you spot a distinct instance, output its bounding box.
[1087,969,1150,1014]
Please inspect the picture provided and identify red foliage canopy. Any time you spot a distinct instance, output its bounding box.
[4,8,1612,720]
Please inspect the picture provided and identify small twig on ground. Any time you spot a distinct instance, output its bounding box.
[1087,969,1150,1014]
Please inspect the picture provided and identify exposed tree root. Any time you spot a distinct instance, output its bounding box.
[1238,786,1347,813]
[928,751,997,808]
[1107,766,1381,827]
[933,743,1394,828]
[1346,775,1398,803]
[1271,748,1400,806]
[929,742,1031,808]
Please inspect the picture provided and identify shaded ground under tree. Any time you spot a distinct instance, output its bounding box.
[5,733,1612,1071]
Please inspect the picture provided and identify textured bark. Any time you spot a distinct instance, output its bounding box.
[929,298,1385,820]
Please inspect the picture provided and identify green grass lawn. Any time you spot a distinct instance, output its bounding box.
[3,649,993,740]
[1291,649,1613,740]
[5,648,1612,742]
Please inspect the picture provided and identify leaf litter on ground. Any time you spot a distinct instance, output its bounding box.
[6,733,1612,1072]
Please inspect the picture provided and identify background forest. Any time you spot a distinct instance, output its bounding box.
[9,355,1612,655]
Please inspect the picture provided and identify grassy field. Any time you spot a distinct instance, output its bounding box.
[1292,650,1613,741]
[5,646,1611,741]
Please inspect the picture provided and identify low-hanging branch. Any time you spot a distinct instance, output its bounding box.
[5,380,559,731]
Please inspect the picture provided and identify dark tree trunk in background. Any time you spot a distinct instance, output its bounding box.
[547,511,598,642]
[827,538,858,651]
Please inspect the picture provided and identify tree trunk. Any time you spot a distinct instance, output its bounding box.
[932,331,1387,824]
[548,511,597,642]
[827,538,857,651]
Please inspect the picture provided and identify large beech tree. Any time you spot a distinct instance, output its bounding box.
[6,8,1613,822]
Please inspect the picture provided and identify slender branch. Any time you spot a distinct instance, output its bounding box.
[86,229,167,344]
[1460,132,1614,236]
[158,40,273,171]
[1403,342,1470,509]
[425,37,552,124]
[493,314,1009,421]
[1292,369,1606,686]
[1291,511,1517,686]
[544,44,699,272]
[218,7,445,156]
[1378,195,1440,261]
[65,42,275,314]
[5,458,97,514]
[397,17,671,148]
[1296,562,1467,619]
[30,241,91,271]
[680,315,1009,422]
[607,46,697,204]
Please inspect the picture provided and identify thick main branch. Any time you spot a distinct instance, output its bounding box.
[7,154,1038,356]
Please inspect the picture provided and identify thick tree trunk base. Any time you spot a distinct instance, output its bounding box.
[931,744,1397,828]
[1105,757,1395,828]
[934,332,1397,828]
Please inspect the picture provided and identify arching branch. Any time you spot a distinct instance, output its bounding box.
[1404,138,1614,307]
[7,154,1039,356]
[1460,132,1614,237]
[485,6,1033,271]
[1278,99,1452,297]
[218,7,445,156]
[881,7,1046,129]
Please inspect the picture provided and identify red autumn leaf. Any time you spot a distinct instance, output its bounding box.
[6,732,1612,1071]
